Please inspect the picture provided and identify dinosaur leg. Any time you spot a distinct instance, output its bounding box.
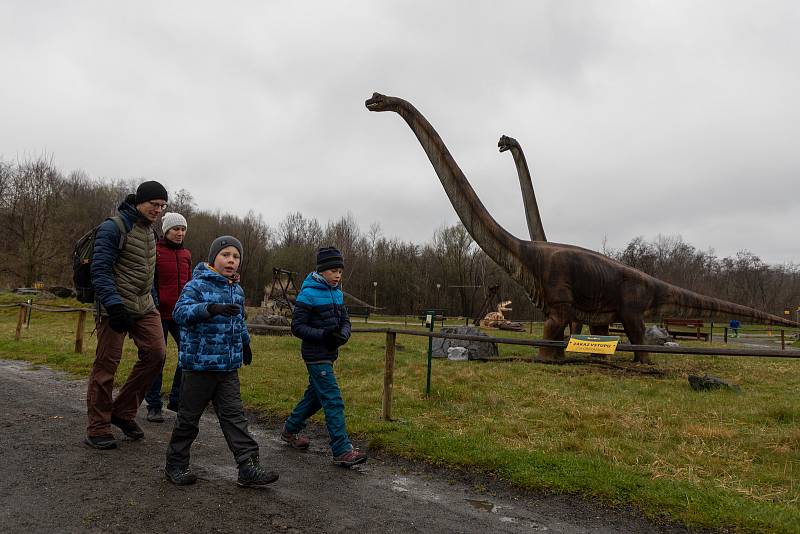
[570,321,584,335]
[589,324,609,336]
[620,315,650,364]
[539,312,569,361]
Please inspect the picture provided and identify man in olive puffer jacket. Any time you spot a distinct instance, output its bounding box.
[85,181,168,450]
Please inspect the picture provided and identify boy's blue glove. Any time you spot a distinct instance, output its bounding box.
[207,303,240,317]
[242,343,252,365]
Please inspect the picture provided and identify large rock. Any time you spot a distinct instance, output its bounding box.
[432,326,499,360]
[644,325,672,345]
[249,314,292,336]
[48,286,76,299]
[688,374,741,393]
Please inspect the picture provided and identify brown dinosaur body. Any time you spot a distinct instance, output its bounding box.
[366,92,796,362]
[499,134,596,337]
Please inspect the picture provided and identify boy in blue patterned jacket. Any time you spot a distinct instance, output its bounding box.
[164,236,279,487]
[280,246,367,467]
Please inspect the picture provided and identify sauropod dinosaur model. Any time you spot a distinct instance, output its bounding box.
[365,92,797,363]
[498,135,596,336]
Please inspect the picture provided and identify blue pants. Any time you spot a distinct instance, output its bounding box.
[145,319,183,411]
[285,363,352,456]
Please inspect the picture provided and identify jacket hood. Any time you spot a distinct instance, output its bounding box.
[192,262,235,285]
[303,271,339,291]
[118,199,147,227]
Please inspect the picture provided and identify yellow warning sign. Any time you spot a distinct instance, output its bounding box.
[566,335,620,355]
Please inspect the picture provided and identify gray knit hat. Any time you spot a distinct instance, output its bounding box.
[208,235,243,264]
[161,212,187,234]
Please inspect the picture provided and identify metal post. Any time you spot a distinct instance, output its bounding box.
[709,321,713,343]
[781,329,785,350]
[25,299,32,328]
[425,309,434,396]
[724,327,728,343]
[382,331,396,421]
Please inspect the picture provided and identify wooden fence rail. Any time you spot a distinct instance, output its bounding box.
[10,302,92,353]
[245,323,800,421]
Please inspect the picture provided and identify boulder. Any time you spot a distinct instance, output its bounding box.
[688,374,741,393]
[432,326,499,360]
[249,314,292,336]
[644,325,672,345]
[48,286,76,299]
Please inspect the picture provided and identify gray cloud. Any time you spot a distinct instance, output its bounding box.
[1,1,797,263]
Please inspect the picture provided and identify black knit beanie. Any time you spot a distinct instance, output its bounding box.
[316,246,344,272]
[208,235,243,264]
[135,181,168,204]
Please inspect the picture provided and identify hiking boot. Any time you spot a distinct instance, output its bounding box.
[110,415,144,440]
[333,448,367,467]
[146,408,164,423]
[84,434,117,450]
[237,456,279,487]
[165,465,197,486]
[280,428,310,450]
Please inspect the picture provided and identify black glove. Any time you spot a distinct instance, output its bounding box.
[207,303,240,317]
[106,304,133,334]
[331,329,348,347]
[242,343,252,366]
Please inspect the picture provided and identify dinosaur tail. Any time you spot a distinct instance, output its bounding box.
[654,284,797,327]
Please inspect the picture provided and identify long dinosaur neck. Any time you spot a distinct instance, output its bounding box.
[509,145,547,242]
[394,101,526,273]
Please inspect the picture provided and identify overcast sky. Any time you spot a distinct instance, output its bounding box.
[1,1,797,264]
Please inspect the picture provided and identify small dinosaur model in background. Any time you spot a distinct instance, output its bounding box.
[365,92,797,363]
[480,300,524,331]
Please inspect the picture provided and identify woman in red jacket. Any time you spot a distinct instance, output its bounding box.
[145,212,193,422]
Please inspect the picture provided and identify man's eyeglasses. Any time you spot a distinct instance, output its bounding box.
[148,201,168,211]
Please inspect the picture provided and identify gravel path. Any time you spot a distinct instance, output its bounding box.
[0,359,699,533]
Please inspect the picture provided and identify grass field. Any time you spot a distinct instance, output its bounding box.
[2,292,799,533]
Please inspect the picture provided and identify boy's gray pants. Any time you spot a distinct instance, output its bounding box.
[166,370,259,468]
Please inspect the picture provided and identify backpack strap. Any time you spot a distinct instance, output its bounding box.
[109,216,128,250]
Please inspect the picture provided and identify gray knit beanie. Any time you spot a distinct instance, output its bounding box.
[208,235,243,264]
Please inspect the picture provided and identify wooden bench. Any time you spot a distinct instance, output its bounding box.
[662,318,709,341]
[348,306,371,322]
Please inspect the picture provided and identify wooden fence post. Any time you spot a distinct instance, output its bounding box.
[382,331,396,421]
[15,304,26,340]
[74,310,87,353]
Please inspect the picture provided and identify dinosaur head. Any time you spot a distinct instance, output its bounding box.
[365,92,401,112]
[498,135,519,153]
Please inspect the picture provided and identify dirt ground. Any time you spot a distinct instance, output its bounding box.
[0,359,702,533]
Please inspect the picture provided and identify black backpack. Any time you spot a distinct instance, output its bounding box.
[72,216,128,303]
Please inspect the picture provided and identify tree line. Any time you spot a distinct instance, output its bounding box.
[1,156,798,320]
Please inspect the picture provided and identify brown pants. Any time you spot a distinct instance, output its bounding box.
[86,310,166,437]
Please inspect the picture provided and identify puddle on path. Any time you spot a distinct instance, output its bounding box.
[465,498,497,513]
